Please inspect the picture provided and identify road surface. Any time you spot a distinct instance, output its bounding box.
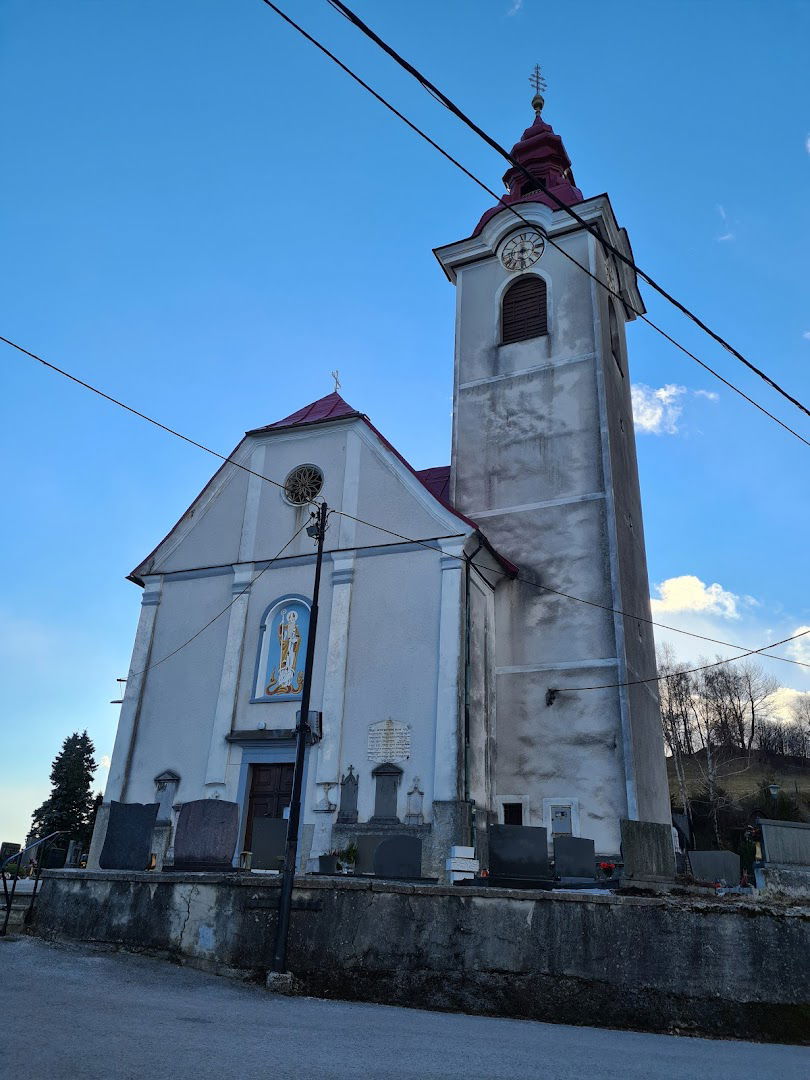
[1,938,805,1079]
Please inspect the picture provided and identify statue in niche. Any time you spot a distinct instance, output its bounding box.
[337,765,359,824]
[405,778,424,826]
[267,609,303,695]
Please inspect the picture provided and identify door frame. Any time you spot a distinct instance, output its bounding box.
[233,740,308,865]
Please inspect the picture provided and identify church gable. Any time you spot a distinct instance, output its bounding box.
[131,393,483,585]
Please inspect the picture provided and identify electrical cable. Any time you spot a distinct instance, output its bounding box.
[325,0,810,425]
[5,331,809,671]
[254,0,810,450]
[129,520,309,676]
[551,626,810,693]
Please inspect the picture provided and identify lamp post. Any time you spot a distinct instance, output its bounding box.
[271,499,328,975]
[768,782,780,801]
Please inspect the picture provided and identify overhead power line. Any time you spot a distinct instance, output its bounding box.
[255,2,810,451]
[5,332,808,673]
[325,0,810,426]
[551,627,810,693]
[130,520,309,676]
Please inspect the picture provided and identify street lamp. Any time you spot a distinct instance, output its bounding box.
[768,782,780,800]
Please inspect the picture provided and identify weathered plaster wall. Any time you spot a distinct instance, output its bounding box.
[36,871,810,1043]
[442,199,670,851]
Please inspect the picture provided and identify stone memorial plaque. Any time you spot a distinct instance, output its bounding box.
[688,850,741,885]
[620,819,676,883]
[554,835,596,880]
[367,719,411,763]
[489,825,550,882]
[172,800,239,872]
[99,801,159,871]
[251,817,288,871]
[373,835,422,880]
[759,819,810,866]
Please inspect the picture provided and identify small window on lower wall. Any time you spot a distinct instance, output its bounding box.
[502,802,524,826]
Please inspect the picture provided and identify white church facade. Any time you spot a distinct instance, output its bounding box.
[93,88,670,876]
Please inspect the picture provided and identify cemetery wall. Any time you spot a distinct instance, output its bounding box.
[35,870,810,1043]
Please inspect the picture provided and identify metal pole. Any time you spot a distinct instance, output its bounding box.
[271,500,328,973]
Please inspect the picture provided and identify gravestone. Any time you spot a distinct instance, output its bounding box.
[373,835,422,879]
[65,840,83,868]
[337,766,358,824]
[251,817,288,871]
[1,842,21,865]
[488,825,550,883]
[405,779,424,826]
[98,801,159,871]
[371,762,402,823]
[620,819,676,885]
[759,819,810,866]
[688,849,741,885]
[355,835,381,875]
[554,835,596,880]
[172,800,239,872]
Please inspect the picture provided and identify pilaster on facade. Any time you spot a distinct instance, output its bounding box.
[106,577,163,803]
[204,565,254,793]
[432,540,465,803]
[314,555,355,793]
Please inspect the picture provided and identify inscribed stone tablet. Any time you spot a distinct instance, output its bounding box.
[99,801,159,871]
[373,835,422,879]
[489,825,549,880]
[172,800,239,871]
[367,719,410,762]
[688,850,740,884]
[554,835,596,879]
[620,819,675,882]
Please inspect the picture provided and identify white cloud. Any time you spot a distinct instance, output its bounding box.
[716,203,735,242]
[651,575,742,619]
[805,134,810,155]
[786,626,810,665]
[99,754,111,770]
[631,383,687,434]
[772,686,810,722]
[802,331,810,341]
[507,0,524,13]
[693,389,719,401]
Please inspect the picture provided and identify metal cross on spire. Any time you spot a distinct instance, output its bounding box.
[330,369,341,393]
[529,64,547,112]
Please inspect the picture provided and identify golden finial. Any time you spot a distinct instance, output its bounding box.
[529,63,547,113]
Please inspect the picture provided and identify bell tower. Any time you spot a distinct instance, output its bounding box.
[434,74,670,854]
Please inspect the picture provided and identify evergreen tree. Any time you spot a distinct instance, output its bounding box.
[29,731,98,848]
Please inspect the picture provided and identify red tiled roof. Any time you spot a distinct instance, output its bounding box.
[415,465,451,504]
[245,394,516,576]
[257,392,360,431]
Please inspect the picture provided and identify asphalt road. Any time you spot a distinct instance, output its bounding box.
[1,938,806,1080]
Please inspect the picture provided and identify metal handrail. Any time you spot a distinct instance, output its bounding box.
[1,830,67,936]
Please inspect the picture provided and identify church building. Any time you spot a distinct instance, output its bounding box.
[94,84,670,877]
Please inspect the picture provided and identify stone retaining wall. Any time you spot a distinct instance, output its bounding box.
[35,870,810,1043]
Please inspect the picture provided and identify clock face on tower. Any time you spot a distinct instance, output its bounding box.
[501,230,545,271]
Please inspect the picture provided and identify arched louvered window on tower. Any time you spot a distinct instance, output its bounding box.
[501,275,548,344]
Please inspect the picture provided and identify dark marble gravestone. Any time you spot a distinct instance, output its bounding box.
[355,835,381,875]
[554,836,596,881]
[98,801,159,871]
[488,825,551,885]
[172,800,239,872]
[251,817,288,871]
[688,850,741,885]
[371,763,402,823]
[373,835,422,880]
[620,819,676,885]
[337,766,359,825]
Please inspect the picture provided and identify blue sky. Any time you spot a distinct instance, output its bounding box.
[2,0,809,841]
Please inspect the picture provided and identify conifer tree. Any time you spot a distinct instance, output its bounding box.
[29,731,98,848]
